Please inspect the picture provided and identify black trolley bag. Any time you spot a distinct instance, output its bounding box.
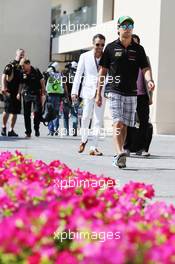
[125,122,153,153]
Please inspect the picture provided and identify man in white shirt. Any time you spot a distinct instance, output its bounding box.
[71,34,106,155]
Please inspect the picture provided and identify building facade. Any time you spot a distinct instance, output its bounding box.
[51,0,175,135]
[0,0,174,134]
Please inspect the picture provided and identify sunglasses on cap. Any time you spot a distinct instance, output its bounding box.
[119,24,134,30]
[95,43,105,47]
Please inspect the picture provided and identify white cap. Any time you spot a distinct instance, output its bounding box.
[46,67,54,74]
[51,62,60,72]
[71,61,78,69]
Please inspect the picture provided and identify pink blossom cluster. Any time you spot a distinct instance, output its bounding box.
[0,151,175,264]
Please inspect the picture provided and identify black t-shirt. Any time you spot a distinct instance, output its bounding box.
[22,67,43,95]
[100,39,149,96]
[3,60,22,95]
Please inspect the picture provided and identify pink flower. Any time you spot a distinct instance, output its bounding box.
[27,252,41,264]
[55,251,79,264]
[0,151,174,263]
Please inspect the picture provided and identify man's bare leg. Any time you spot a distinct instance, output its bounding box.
[2,112,9,128]
[113,121,125,154]
[113,121,127,168]
[9,114,17,131]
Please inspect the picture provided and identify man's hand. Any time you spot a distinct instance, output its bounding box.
[41,89,46,96]
[95,93,102,107]
[41,94,46,108]
[16,93,21,100]
[2,88,10,97]
[71,94,78,103]
[147,80,155,91]
[149,98,153,105]
[5,92,10,97]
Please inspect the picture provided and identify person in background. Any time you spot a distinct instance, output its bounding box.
[63,61,79,136]
[46,62,68,136]
[20,59,46,138]
[1,48,25,137]
[124,34,154,157]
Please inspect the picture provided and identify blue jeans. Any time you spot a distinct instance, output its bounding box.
[48,94,61,133]
[63,102,78,135]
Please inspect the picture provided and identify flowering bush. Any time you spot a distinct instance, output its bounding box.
[0,151,175,264]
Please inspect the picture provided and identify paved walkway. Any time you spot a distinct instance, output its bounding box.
[0,115,175,204]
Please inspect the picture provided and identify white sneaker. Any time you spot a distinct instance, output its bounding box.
[136,150,150,157]
[142,151,150,157]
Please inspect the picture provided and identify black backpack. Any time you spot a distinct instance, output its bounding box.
[41,98,57,126]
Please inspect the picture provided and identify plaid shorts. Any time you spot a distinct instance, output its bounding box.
[108,93,137,127]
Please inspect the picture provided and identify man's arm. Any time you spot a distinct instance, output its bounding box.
[139,46,155,92]
[63,83,69,100]
[71,54,85,102]
[145,57,153,104]
[39,78,46,107]
[1,74,9,95]
[142,67,155,92]
[16,83,23,100]
[40,78,46,95]
[96,66,108,107]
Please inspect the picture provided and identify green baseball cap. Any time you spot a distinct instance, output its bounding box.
[117,16,134,26]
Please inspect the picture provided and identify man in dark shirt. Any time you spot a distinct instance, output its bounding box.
[20,59,46,138]
[1,48,25,137]
[96,16,155,168]
[124,34,153,157]
[63,61,79,136]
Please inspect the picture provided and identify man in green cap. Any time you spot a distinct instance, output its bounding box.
[96,16,155,168]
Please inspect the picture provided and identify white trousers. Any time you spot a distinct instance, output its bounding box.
[81,96,105,150]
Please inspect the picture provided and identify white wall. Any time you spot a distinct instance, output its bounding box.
[115,0,175,134]
[0,0,51,74]
[103,0,113,22]
[156,0,175,134]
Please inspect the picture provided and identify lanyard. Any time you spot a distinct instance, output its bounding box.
[94,56,100,72]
